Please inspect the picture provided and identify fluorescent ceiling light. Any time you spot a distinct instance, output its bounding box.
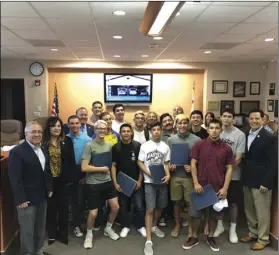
[113,55,121,58]
[153,36,163,40]
[142,55,149,57]
[204,51,211,54]
[148,2,180,36]
[113,35,123,39]
[265,38,274,42]
[113,10,126,16]
[51,48,58,51]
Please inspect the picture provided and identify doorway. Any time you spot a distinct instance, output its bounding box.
[1,79,26,128]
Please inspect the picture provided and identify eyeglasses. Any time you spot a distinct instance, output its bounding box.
[96,128,107,131]
[28,130,43,134]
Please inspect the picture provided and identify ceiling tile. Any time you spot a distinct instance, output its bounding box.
[1,17,49,30]
[12,29,57,40]
[227,23,277,35]
[213,33,257,43]
[1,2,39,18]
[30,2,91,19]
[248,28,278,43]
[197,6,263,23]
[211,1,272,7]
[244,7,278,23]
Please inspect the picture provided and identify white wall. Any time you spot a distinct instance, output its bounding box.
[1,59,273,122]
[264,62,278,120]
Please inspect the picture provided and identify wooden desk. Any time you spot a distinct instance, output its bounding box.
[0,151,19,254]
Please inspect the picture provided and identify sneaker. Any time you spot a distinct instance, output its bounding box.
[93,226,100,231]
[213,225,224,237]
[207,237,220,252]
[158,218,167,227]
[120,227,130,238]
[229,229,238,244]
[151,226,165,238]
[137,227,147,237]
[182,220,189,227]
[83,234,93,249]
[104,227,120,240]
[144,241,153,255]
[182,237,199,250]
[74,227,83,237]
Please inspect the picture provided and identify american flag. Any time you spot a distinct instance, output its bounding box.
[51,83,59,117]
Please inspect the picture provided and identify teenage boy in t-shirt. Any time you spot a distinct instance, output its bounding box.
[81,120,120,249]
[111,123,146,238]
[214,108,245,243]
[138,122,171,255]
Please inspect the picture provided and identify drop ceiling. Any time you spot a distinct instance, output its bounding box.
[1,1,278,63]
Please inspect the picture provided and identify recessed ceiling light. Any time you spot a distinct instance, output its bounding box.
[113,10,126,16]
[265,38,275,42]
[142,55,149,57]
[153,36,163,40]
[51,48,58,51]
[176,12,180,16]
[113,35,123,39]
[113,55,120,58]
[204,50,211,54]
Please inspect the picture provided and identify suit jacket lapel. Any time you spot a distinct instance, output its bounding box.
[247,128,264,153]
[23,141,44,171]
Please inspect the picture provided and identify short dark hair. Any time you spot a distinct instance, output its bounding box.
[190,110,203,119]
[208,119,222,128]
[120,123,132,133]
[75,107,87,115]
[92,101,103,107]
[150,121,162,130]
[264,113,269,120]
[221,108,235,118]
[248,109,264,118]
[160,113,173,123]
[113,103,125,113]
[68,115,80,123]
[99,111,111,120]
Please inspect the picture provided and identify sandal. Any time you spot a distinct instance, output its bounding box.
[171,228,180,238]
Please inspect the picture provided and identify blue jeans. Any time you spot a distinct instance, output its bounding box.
[119,187,145,229]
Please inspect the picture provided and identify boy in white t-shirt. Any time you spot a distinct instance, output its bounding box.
[138,122,171,255]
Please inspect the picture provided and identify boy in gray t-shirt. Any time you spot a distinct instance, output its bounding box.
[214,109,246,244]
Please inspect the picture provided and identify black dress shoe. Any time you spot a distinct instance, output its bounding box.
[48,239,55,245]
[57,232,68,245]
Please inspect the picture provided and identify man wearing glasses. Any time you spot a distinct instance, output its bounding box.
[133,110,150,144]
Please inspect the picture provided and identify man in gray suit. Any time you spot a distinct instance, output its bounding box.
[8,121,53,255]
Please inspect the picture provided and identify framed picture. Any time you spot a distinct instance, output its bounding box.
[240,101,260,115]
[275,100,278,117]
[212,80,228,94]
[250,82,260,95]
[220,100,235,115]
[269,83,275,95]
[207,101,219,111]
[267,100,274,112]
[233,81,246,97]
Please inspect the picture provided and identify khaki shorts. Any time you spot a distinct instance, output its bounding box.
[170,177,193,202]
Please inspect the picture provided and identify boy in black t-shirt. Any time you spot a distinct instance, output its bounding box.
[111,123,146,238]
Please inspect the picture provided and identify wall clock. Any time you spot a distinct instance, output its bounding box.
[29,62,44,77]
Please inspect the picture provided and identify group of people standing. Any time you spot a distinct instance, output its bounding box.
[8,101,278,255]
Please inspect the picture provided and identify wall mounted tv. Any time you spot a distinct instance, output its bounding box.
[104,73,153,104]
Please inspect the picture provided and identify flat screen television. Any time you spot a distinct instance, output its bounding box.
[104,73,153,103]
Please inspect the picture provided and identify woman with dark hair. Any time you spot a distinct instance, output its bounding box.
[43,116,76,245]
[202,112,215,129]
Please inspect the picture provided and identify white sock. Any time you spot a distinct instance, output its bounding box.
[106,222,112,229]
[217,220,223,228]
[151,226,156,231]
[230,223,236,231]
[87,229,93,237]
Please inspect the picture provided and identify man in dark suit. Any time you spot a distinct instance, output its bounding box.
[8,121,53,255]
[64,107,95,137]
[240,109,278,250]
